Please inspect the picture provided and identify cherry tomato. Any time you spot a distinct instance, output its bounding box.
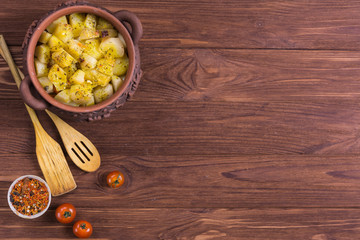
[73,220,93,238]
[106,170,124,188]
[55,203,76,224]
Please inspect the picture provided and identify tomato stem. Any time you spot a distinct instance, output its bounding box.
[80,223,87,229]
[114,179,119,186]
[64,211,71,218]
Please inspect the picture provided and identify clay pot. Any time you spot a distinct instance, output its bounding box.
[21,1,143,121]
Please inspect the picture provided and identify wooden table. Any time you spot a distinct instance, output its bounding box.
[1,0,360,239]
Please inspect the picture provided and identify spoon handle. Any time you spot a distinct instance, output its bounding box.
[0,35,21,87]
[0,35,45,132]
[0,35,76,196]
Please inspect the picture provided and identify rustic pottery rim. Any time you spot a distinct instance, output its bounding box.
[25,4,136,113]
[7,175,52,219]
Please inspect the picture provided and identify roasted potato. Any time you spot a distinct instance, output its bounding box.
[35,44,51,64]
[113,55,129,76]
[52,48,76,68]
[97,18,113,30]
[66,39,85,60]
[36,13,130,106]
[46,16,68,33]
[100,37,124,58]
[47,35,65,52]
[84,14,97,29]
[83,39,103,60]
[69,13,86,38]
[96,58,114,76]
[111,75,124,92]
[48,64,68,91]
[70,69,85,85]
[79,53,97,70]
[93,84,114,103]
[69,84,94,105]
[54,89,71,104]
[53,23,73,43]
[39,31,52,44]
[35,59,49,77]
[38,77,54,93]
[78,28,100,41]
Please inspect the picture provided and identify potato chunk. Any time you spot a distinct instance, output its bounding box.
[66,39,84,60]
[84,69,96,81]
[78,28,100,40]
[48,64,68,91]
[96,58,114,76]
[111,75,124,92]
[69,13,85,38]
[34,59,49,77]
[47,35,65,52]
[84,95,95,106]
[100,37,124,58]
[84,14,97,29]
[113,55,129,76]
[46,16,68,33]
[94,84,113,103]
[70,69,85,85]
[53,23,73,43]
[35,44,51,64]
[69,84,93,105]
[39,31,52,44]
[54,89,71,104]
[79,53,97,70]
[118,33,126,48]
[38,77,54,93]
[99,29,118,38]
[90,69,111,87]
[83,39,103,60]
[97,18,113,30]
[66,101,80,107]
[63,63,77,80]
[52,48,76,68]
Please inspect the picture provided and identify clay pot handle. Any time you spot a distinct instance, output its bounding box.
[114,10,143,45]
[20,75,48,110]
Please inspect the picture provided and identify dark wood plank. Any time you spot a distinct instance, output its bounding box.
[3,47,360,103]
[139,48,360,102]
[2,0,360,239]
[1,154,360,208]
[0,207,359,239]
[2,0,360,49]
[0,99,360,156]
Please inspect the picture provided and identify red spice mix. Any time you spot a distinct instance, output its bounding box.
[9,177,49,216]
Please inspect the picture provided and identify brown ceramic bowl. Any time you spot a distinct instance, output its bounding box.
[20,1,143,121]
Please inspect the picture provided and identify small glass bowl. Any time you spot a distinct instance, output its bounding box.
[7,175,51,219]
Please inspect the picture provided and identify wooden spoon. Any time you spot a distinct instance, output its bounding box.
[0,35,76,196]
[45,110,101,172]
[0,39,100,172]
[5,60,100,172]
[8,64,100,172]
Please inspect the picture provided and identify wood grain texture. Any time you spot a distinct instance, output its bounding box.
[1,100,360,156]
[2,0,360,239]
[2,0,360,49]
[0,207,360,239]
[3,47,360,102]
[1,154,360,208]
